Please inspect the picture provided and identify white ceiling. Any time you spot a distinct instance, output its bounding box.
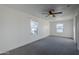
[2,4,79,22]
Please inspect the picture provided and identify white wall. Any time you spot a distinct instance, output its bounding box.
[50,20,73,38]
[76,13,79,50]
[0,5,50,53]
[73,17,76,41]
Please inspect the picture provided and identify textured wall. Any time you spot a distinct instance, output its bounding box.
[0,5,50,53]
[50,20,73,38]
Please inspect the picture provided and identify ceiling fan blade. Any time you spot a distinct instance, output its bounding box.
[54,12,63,14]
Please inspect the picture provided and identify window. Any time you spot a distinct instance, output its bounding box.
[31,20,38,35]
[56,24,64,32]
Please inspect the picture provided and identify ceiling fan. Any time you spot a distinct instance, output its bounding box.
[42,9,63,17]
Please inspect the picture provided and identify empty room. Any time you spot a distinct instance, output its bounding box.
[0,4,79,55]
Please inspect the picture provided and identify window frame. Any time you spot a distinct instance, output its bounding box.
[31,20,39,35]
[56,23,64,33]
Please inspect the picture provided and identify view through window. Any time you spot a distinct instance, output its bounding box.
[31,20,38,35]
[56,24,64,32]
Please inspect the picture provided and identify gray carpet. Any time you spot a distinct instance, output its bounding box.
[1,36,77,55]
